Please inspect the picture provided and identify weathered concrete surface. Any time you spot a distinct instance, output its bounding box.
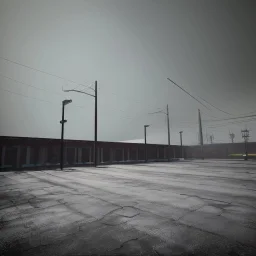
[0,160,256,255]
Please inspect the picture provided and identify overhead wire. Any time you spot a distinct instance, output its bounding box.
[167,78,210,110]
[0,55,93,90]
[0,73,64,97]
[1,54,222,121]
[0,86,57,105]
[0,73,151,119]
[0,86,86,109]
[198,96,232,115]
[1,56,254,141]
[167,78,234,116]
[205,118,256,129]
[204,114,256,123]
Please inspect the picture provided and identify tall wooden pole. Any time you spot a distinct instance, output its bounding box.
[198,109,204,160]
[94,81,98,167]
[167,104,170,161]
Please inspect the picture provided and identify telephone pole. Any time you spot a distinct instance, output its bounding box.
[94,81,98,167]
[144,125,150,162]
[241,129,249,160]
[167,104,171,161]
[63,81,98,167]
[179,131,183,158]
[198,109,204,159]
[148,105,171,161]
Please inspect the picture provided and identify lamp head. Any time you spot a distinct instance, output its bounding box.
[63,99,72,105]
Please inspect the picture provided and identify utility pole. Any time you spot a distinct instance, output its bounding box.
[144,125,150,162]
[148,105,171,161]
[198,109,204,159]
[179,131,183,159]
[241,129,250,160]
[209,134,214,144]
[60,99,72,170]
[229,132,235,143]
[94,81,98,167]
[63,81,98,167]
[167,104,171,162]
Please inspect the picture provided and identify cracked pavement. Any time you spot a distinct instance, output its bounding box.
[0,160,256,255]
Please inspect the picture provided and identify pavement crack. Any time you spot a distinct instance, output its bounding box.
[102,220,129,226]
[96,206,124,222]
[179,193,231,204]
[176,204,206,221]
[111,237,139,252]
[117,213,140,218]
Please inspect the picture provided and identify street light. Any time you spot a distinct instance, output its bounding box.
[60,99,72,170]
[179,131,183,159]
[63,81,98,167]
[144,125,150,162]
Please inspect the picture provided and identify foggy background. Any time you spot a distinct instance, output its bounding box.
[0,0,255,145]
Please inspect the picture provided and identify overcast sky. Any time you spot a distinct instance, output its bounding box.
[0,0,256,145]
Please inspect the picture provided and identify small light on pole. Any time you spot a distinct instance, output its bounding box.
[144,125,150,162]
[60,99,72,170]
[63,99,72,106]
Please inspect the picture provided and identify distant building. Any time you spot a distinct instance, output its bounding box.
[0,136,182,170]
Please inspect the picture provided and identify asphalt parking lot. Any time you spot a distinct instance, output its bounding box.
[1,160,256,256]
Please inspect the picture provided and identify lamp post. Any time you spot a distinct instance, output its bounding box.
[60,99,72,170]
[63,81,98,167]
[179,131,183,159]
[144,125,150,162]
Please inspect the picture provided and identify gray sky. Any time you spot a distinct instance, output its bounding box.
[0,0,256,145]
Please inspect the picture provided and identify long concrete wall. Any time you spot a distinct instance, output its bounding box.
[0,136,182,170]
[185,142,256,159]
[2,137,253,170]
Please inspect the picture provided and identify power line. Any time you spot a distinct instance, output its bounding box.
[204,114,256,123]
[0,84,157,123]
[0,55,92,90]
[207,120,256,129]
[167,78,234,115]
[0,73,64,97]
[0,86,54,104]
[240,109,256,115]
[0,86,86,109]
[198,96,232,115]
[104,90,157,108]
[0,73,144,116]
[167,78,210,110]
[200,110,218,119]
[205,118,256,129]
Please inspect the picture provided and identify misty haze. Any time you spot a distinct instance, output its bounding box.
[0,0,256,256]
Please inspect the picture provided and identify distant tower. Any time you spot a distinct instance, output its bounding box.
[229,132,235,143]
[241,129,250,143]
[241,129,250,160]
